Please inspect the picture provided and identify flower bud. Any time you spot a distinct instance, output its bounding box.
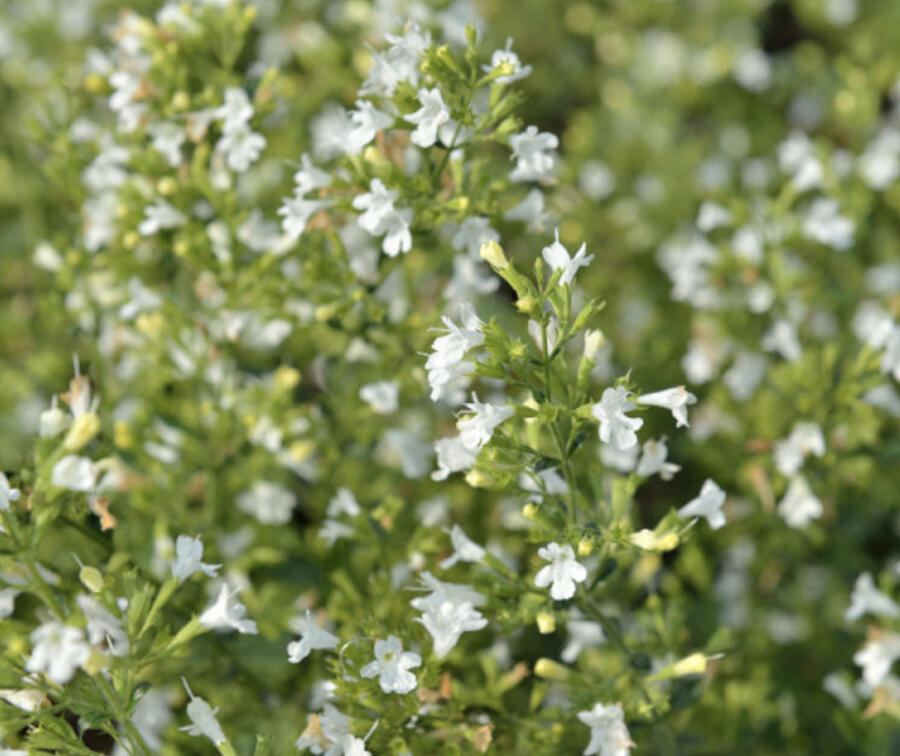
[479,240,508,269]
[64,413,101,452]
[536,612,556,634]
[653,652,708,680]
[465,469,493,488]
[157,177,177,196]
[577,538,594,556]
[522,503,537,520]
[171,91,190,111]
[79,566,104,593]
[274,366,301,392]
[534,658,569,680]
[515,297,537,314]
[583,329,605,361]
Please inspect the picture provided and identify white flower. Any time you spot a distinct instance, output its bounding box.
[451,216,499,259]
[679,479,727,529]
[562,613,605,663]
[0,474,20,510]
[724,351,768,401]
[773,422,826,476]
[217,124,266,173]
[287,610,339,663]
[410,573,487,658]
[360,635,421,694]
[199,584,258,634]
[425,305,484,404]
[417,599,487,657]
[456,394,514,451]
[347,100,394,154]
[77,594,129,656]
[635,439,680,480]
[432,437,478,481]
[882,327,900,381]
[846,573,900,622]
[51,455,96,491]
[236,481,296,524]
[352,179,413,257]
[292,153,332,196]
[696,201,732,232]
[360,23,430,97]
[504,187,554,232]
[541,229,594,286]
[578,702,632,756]
[26,622,90,684]
[138,201,186,236]
[592,387,643,450]
[216,87,253,133]
[327,489,361,518]
[405,87,450,148]
[535,543,587,601]
[411,571,487,612]
[636,386,698,428]
[483,39,532,84]
[854,633,900,687]
[180,680,226,746]
[39,397,71,439]
[802,197,854,251]
[148,121,185,167]
[359,381,400,414]
[762,319,802,362]
[341,735,371,756]
[279,195,328,240]
[171,535,221,581]
[439,525,486,569]
[295,703,349,754]
[777,476,823,528]
[509,125,558,182]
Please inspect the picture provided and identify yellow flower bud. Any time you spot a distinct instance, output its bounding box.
[82,651,108,676]
[136,312,166,340]
[83,73,105,94]
[653,652,708,681]
[536,612,556,634]
[583,329,605,361]
[274,366,301,391]
[522,503,537,520]
[114,421,133,449]
[63,413,101,452]
[122,231,140,250]
[289,440,315,462]
[479,240,508,269]
[534,658,569,680]
[577,538,594,556]
[79,566,104,593]
[515,297,537,315]
[7,637,27,657]
[171,91,190,111]
[157,177,177,196]
[465,469,492,488]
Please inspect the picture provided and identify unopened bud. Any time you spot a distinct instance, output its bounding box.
[79,566,104,593]
[479,240,508,269]
[583,329,605,361]
[534,658,569,680]
[515,296,537,315]
[536,612,556,634]
[64,413,101,452]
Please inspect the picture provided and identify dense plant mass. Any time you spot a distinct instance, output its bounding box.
[1,0,900,753]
